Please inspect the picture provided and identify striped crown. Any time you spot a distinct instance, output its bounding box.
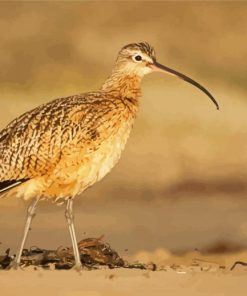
[121,42,156,60]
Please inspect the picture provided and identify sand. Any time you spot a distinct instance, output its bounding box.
[1,195,247,296]
[0,267,246,296]
[1,249,247,296]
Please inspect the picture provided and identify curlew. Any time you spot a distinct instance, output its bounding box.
[0,42,219,270]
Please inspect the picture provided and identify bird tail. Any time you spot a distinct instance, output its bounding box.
[0,179,29,195]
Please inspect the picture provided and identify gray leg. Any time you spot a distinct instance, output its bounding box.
[65,199,82,270]
[13,198,39,268]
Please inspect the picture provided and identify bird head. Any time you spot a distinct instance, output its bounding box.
[116,42,156,76]
[116,42,219,109]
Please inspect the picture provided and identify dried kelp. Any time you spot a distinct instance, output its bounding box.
[0,236,151,270]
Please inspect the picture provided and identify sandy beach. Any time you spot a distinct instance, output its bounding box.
[1,266,247,296]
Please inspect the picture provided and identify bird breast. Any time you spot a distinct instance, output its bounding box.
[39,114,135,201]
[77,118,134,194]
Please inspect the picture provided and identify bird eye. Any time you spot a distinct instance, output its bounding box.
[133,55,142,62]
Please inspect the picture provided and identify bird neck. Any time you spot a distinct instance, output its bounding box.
[101,71,142,104]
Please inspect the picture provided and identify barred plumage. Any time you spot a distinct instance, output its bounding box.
[0,92,137,200]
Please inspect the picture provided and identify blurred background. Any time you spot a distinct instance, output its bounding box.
[0,1,247,262]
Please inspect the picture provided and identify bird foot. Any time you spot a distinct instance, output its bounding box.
[72,263,86,273]
[72,264,82,272]
[7,261,24,270]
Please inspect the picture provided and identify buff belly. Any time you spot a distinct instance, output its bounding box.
[6,120,133,202]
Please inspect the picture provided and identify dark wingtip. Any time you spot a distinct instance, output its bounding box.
[0,178,29,194]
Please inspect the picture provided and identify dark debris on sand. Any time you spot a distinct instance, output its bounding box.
[0,236,156,271]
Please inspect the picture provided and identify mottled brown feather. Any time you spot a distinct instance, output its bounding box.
[0,42,155,201]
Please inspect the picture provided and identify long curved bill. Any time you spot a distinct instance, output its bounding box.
[150,61,219,110]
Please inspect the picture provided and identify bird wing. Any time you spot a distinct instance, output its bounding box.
[0,93,119,192]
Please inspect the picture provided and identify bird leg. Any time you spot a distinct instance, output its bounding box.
[12,198,39,268]
[65,199,82,270]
